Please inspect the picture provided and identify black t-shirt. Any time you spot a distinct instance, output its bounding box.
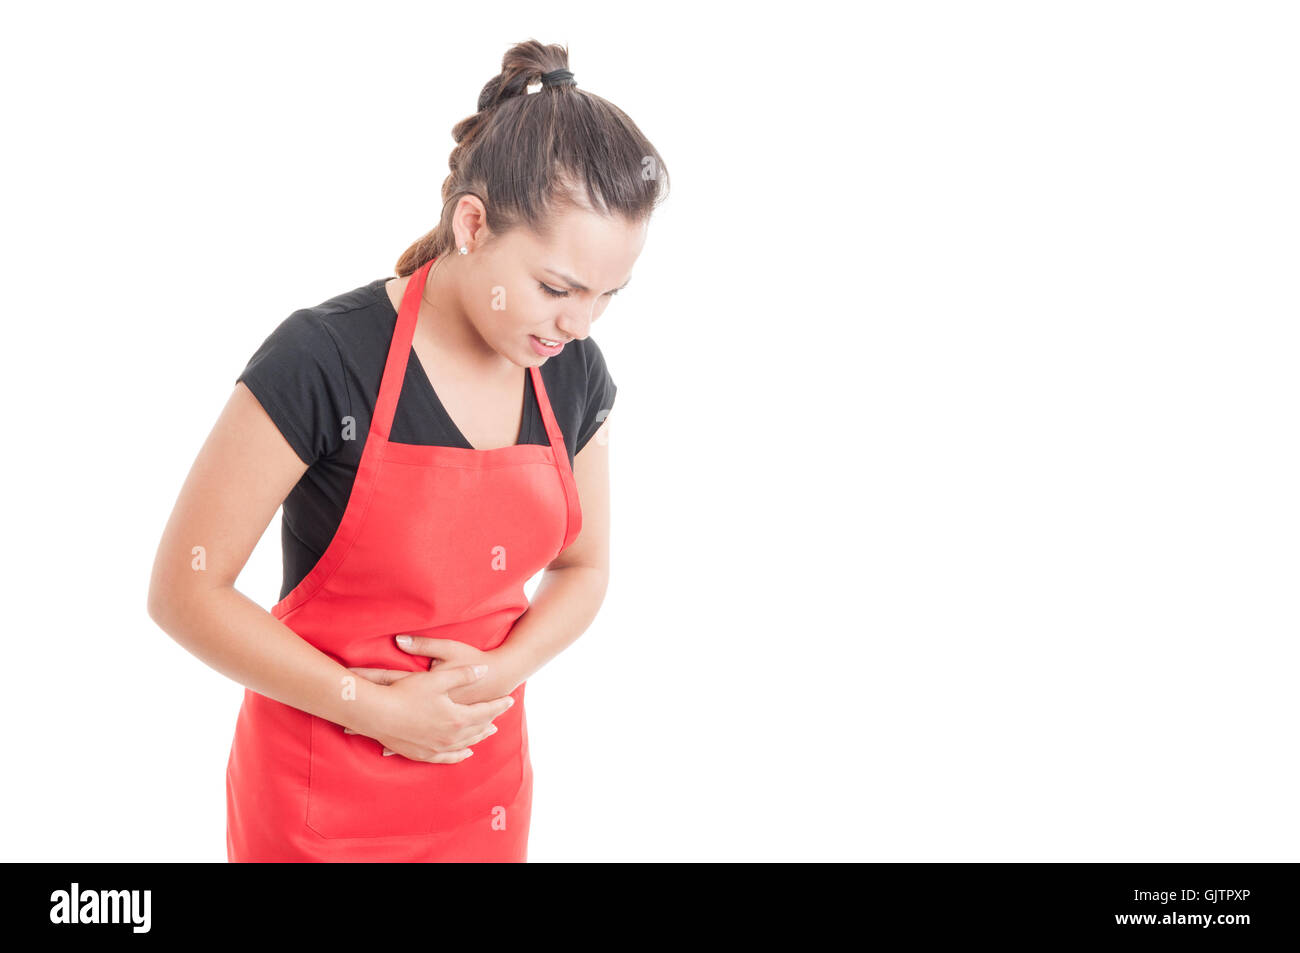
[236,275,617,602]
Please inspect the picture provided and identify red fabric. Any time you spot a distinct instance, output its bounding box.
[226,258,583,861]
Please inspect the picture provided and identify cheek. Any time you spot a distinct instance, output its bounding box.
[502,296,540,330]
[479,287,535,332]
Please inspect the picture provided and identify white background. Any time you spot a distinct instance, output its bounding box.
[2,1,1296,862]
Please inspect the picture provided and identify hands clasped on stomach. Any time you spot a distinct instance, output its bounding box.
[343,635,518,763]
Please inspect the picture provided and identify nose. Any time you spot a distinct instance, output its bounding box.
[556,306,593,342]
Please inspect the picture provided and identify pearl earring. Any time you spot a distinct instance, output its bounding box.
[459,245,468,255]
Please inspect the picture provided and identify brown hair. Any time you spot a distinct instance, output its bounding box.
[394,39,670,277]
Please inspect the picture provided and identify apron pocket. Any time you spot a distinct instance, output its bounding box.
[305,688,526,839]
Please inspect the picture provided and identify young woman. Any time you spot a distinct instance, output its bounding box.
[147,39,669,862]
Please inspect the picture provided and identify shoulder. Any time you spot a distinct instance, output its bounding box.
[540,336,613,397]
[235,278,393,462]
[572,335,612,377]
[560,335,615,381]
[573,336,616,403]
[297,277,394,348]
[547,336,617,456]
[309,276,393,323]
[239,307,338,378]
[245,278,391,370]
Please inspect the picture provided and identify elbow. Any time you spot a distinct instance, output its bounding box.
[148,572,235,631]
[146,583,177,630]
[147,566,194,630]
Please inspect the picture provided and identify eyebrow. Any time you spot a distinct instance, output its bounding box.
[545,268,632,295]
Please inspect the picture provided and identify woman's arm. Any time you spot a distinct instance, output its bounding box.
[445,411,613,703]
[148,379,517,758]
[146,382,399,736]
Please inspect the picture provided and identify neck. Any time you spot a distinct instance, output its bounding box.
[413,256,513,375]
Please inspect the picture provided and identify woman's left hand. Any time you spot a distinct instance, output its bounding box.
[346,637,520,720]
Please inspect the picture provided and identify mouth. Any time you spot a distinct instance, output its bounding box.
[529,333,568,356]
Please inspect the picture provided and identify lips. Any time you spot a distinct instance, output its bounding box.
[529,334,566,357]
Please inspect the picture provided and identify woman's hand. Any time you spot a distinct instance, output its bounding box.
[394,636,523,705]
[342,660,515,762]
[350,637,521,704]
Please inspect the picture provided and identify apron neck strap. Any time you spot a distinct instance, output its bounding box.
[374,255,575,469]
[372,257,434,440]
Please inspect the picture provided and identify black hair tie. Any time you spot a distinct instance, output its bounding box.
[540,68,576,88]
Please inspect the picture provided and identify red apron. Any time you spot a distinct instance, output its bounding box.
[226,257,583,861]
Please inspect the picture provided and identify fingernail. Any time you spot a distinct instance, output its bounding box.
[382,749,395,756]
[395,635,412,647]
[488,725,498,735]
[343,727,355,734]
[505,696,515,707]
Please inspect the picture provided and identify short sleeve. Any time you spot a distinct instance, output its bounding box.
[575,337,617,455]
[235,310,348,466]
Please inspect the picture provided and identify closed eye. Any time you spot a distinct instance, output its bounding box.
[539,282,620,298]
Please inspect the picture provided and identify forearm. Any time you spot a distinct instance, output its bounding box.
[494,565,610,689]
[150,586,392,735]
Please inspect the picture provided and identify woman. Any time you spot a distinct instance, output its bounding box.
[146,39,669,862]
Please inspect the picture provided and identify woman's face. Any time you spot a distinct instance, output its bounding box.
[457,203,647,366]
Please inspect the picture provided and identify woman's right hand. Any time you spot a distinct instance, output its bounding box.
[345,663,516,763]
